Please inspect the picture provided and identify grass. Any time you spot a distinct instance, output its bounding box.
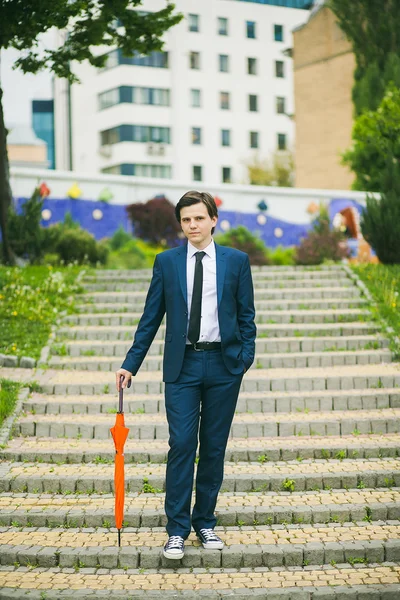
[353,264,400,357]
[0,378,21,426]
[0,265,83,359]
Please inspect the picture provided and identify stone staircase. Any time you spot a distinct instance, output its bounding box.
[0,264,399,599]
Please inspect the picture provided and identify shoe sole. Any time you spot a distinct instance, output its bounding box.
[163,549,184,560]
[200,542,224,550]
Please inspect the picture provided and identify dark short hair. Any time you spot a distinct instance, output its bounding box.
[175,190,218,234]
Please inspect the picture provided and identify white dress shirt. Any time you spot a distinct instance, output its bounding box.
[186,240,221,343]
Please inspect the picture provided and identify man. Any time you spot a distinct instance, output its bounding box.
[116,190,256,560]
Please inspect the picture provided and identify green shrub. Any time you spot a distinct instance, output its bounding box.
[106,239,148,270]
[8,188,47,262]
[109,226,132,251]
[294,205,349,265]
[269,245,295,266]
[360,158,400,264]
[44,214,108,265]
[214,226,270,265]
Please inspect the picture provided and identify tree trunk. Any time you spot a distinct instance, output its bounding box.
[0,85,15,265]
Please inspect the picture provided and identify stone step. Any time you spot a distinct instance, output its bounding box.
[13,408,400,440]
[47,349,393,372]
[2,433,399,464]
[37,363,400,396]
[0,522,399,570]
[1,567,399,600]
[22,387,400,416]
[83,279,355,292]
[1,488,399,528]
[62,308,371,327]
[83,268,349,281]
[55,322,379,341]
[80,286,362,302]
[76,297,369,313]
[53,335,388,358]
[1,458,399,494]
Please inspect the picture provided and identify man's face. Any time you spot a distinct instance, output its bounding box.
[180,202,218,249]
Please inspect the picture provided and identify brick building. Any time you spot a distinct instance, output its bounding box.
[293,2,356,189]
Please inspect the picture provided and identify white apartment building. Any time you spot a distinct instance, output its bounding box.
[58,0,312,185]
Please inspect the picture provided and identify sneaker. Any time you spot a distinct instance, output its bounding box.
[196,528,224,550]
[163,535,185,559]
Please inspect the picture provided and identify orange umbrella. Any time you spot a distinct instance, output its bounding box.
[110,376,130,546]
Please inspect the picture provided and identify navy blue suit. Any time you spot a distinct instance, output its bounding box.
[121,242,256,537]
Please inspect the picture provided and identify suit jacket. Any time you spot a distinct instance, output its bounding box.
[121,242,256,383]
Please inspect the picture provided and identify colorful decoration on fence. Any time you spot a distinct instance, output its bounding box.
[257,214,267,226]
[92,209,103,221]
[98,187,113,203]
[274,227,283,238]
[214,196,223,208]
[67,182,82,199]
[257,199,268,212]
[220,220,230,231]
[41,209,52,221]
[38,182,50,198]
[306,201,319,215]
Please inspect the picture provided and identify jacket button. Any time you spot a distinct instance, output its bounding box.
[182,334,186,337]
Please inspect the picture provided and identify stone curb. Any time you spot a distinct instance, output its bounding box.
[1,467,399,494]
[1,500,399,528]
[0,354,36,368]
[0,387,30,446]
[1,583,399,600]
[0,537,400,570]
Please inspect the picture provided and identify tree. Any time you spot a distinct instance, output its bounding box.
[328,0,400,114]
[246,152,294,187]
[360,157,400,264]
[126,196,181,247]
[341,85,400,191]
[0,1,183,264]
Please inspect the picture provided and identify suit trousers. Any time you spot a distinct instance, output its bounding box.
[164,346,243,538]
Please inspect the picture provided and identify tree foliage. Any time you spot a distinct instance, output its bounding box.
[0,1,182,264]
[341,85,400,191]
[328,0,400,115]
[126,196,181,247]
[360,157,400,264]
[214,226,270,266]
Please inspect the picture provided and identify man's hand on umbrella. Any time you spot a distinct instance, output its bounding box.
[116,369,132,391]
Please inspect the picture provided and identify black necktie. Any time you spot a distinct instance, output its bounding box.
[188,251,205,344]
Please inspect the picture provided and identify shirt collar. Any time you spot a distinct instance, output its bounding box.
[188,239,215,259]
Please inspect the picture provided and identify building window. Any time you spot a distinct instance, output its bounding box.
[277,133,287,151]
[190,51,200,70]
[276,97,286,114]
[188,14,199,32]
[246,21,256,39]
[249,94,258,112]
[219,54,229,72]
[99,86,170,110]
[100,125,171,145]
[32,100,55,169]
[104,49,169,69]
[191,89,201,108]
[274,24,284,42]
[218,17,228,35]
[221,129,231,147]
[220,91,230,110]
[222,167,232,183]
[193,165,202,181]
[247,57,257,75]
[102,164,172,179]
[275,60,285,78]
[192,127,202,145]
[250,131,259,149]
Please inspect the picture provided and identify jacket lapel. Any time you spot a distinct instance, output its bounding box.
[176,245,188,304]
[215,243,226,307]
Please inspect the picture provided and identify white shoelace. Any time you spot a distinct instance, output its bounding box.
[166,535,184,548]
[199,528,219,541]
